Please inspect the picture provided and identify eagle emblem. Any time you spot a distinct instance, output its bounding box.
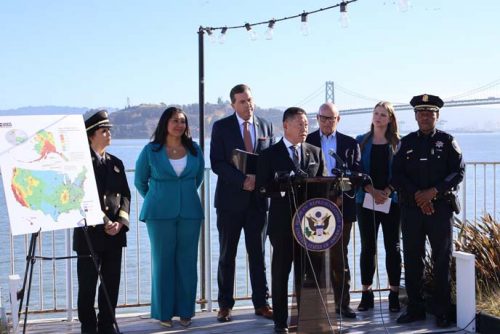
[306,212,331,237]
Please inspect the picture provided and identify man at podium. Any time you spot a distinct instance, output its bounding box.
[256,107,326,333]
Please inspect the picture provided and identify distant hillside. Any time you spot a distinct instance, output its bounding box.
[0,106,89,116]
[90,103,285,139]
[0,104,284,139]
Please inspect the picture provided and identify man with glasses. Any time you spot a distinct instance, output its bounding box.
[305,102,361,318]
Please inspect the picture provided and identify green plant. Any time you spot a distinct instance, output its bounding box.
[422,214,500,317]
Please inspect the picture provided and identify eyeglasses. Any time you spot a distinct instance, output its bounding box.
[318,115,336,122]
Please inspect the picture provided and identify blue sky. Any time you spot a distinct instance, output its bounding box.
[1,0,499,112]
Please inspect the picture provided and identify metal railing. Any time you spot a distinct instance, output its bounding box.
[1,162,498,319]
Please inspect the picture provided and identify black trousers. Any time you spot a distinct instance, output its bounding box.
[269,231,304,328]
[401,201,453,317]
[357,203,402,287]
[77,248,122,334]
[216,208,269,309]
[329,220,353,307]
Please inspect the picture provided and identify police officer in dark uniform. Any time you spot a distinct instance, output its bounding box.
[392,94,465,328]
[73,110,131,334]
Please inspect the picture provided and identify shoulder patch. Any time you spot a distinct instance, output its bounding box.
[451,139,461,154]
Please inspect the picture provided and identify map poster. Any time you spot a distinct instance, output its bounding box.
[0,115,102,236]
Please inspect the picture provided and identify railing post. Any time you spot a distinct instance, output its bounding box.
[65,229,73,322]
[453,251,476,332]
[203,168,213,312]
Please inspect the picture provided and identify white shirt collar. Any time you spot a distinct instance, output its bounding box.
[235,113,254,126]
[283,137,301,150]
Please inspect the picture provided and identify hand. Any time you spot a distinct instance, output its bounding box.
[373,189,389,205]
[419,201,435,216]
[365,185,388,204]
[415,188,438,207]
[243,174,256,191]
[104,222,123,236]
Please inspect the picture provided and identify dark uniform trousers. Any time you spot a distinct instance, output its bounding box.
[401,201,453,316]
[73,151,130,334]
[77,248,122,333]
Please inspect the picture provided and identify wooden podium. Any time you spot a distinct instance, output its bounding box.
[264,176,350,334]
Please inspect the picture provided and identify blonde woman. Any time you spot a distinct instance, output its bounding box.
[355,101,401,313]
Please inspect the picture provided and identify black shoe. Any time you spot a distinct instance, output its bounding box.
[435,315,451,328]
[274,325,289,333]
[396,310,426,324]
[336,306,356,318]
[388,291,400,312]
[357,290,374,311]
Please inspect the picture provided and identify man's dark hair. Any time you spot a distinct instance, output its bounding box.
[283,107,306,122]
[229,84,251,103]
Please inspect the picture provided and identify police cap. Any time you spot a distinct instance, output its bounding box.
[410,94,444,112]
[85,110,112,132]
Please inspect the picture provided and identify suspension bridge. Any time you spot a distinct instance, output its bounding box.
[297,79,500,115]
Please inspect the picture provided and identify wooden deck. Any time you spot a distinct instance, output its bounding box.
[22,300,469,334]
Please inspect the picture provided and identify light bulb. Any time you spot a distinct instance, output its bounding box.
[398,0,409,12]
[265,20,276,40]
[245,23,258,41]
[206,28,216,43]
[339,2,349,28]
[218,27,227,44]
[300,12,309,36]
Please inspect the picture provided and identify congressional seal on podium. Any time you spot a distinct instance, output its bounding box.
[292,198,343,252]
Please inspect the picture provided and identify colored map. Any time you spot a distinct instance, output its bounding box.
[31,130,68,162]
[0,115,103,236]
[11,167,87,220]
[5,129,28,146]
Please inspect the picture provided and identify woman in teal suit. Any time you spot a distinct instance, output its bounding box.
[135,107,204,328]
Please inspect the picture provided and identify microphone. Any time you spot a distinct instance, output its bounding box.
[328,149,367,179]
[328,149,347,170]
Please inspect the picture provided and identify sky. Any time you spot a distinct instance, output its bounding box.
[1,0,499,113]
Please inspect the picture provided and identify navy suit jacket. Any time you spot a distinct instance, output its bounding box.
[256,140,326,237]
[210,113,275,212]
[306,129,361,222]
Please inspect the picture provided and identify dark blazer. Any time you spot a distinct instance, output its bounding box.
[210,113,275,212]
[256,140,326,237]
[73,150,131,253]
[306,130,361,222]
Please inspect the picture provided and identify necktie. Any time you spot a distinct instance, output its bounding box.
[243,121,254,152]
[290,145,300,169]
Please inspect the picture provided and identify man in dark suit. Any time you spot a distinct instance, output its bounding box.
[210,84,275,322]
[256,107,327,333]
[73,110,131,334]
[306,102,361,318]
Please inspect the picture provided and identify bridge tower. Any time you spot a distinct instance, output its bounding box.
[325,81,334,103]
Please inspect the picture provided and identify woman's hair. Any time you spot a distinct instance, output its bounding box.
[361,101,400,152]
[150,106,197,156]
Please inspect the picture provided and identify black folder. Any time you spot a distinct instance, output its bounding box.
[231,149,258,175]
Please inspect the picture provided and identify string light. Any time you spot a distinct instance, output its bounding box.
[206,28,215,43]
[339,1,349,28]
[398,0,409,12]
[199,0,360,40]
[300,12,309,36]
[245,23,258,41]
[218,27,227,44]
[265,19,276,40]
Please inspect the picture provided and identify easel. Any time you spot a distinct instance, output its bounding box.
[16,219,121,334]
